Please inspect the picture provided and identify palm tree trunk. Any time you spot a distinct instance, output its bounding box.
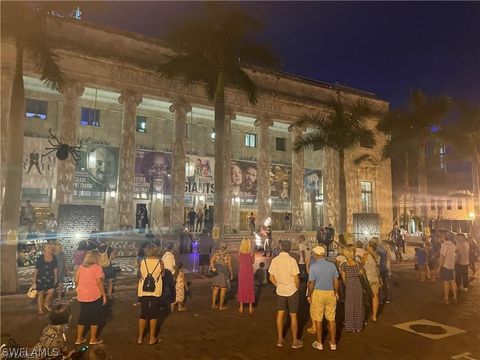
[338,150,347,235]
[213,69,225,238]
[418,143,428,230]
[1,42,25,293]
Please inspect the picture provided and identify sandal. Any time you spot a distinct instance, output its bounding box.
[210,305,218,310]
[219,306,227,311]
[149,338,161,345]
[89,339,104,345]
[75,339,86,345]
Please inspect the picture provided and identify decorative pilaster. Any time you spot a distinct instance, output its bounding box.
[255,116,273,227]
[223,108,236,231]
[117,90,142,229]
[55,81,84,209]
[323,148,339,230]
[290,125,305,232]
[170,98,191,232]
[0,70,14,208]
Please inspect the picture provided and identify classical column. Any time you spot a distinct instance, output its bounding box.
[223,107,236,231]
[290,125,305,232]
[170,98,191,232]
[0,70,13,208]
[55,81,84,210]
[117,90,142,229]
[323,148,339,231]
[255,116,273,227]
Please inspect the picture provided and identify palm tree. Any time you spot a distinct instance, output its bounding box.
[293,97,376,235]
[443,103,480,221]
[1,2,67,292]
[377,90,451,228]
[157,5,277,236]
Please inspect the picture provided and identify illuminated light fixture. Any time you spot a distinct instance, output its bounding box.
[210,128,215,142]
[110,190,116,198]
[268,198,272,204]
[264,217,271,227]
[469,212,475,220]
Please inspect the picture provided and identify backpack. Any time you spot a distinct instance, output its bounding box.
[98,248,111,268]
[142,259,160,293]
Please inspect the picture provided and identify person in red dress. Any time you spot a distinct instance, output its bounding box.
[237,237,255,314]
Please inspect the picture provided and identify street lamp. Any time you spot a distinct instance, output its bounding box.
[210,128,215,142]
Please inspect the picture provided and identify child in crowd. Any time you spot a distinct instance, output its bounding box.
[254,262,268,287]
[414,244,427,281]
[171,263,187,311]
[32,303,75,359]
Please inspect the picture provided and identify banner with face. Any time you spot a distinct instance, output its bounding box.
[22,137,57,189]
[134,150,172,196]
[75,145,119,192]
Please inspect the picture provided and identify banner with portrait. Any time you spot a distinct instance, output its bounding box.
[185,155,215,195]
[22,137,57,189]
[230,160,257,198]
[134,150,172,196]
[304,169,322,195]
[270,164,291,200]
[74,144,119,192]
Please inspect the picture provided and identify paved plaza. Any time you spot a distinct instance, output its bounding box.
[2,251,479,360]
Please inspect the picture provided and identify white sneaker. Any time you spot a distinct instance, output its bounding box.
[312,341,323,350]
[329,342,337,350]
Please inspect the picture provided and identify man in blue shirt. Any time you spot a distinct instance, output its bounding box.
[307,244,339,351]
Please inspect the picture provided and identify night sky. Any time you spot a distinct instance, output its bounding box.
[84,1,480,108]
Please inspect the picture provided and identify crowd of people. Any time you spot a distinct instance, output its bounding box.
[21,222,478,358]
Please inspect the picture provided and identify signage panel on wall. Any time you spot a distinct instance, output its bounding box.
[185,155,215,195]
[134,150,172,196]
[74,144,119,192]
[304,169,322,195]
[22,137,57,189]
[230,160,257,198]
[270,164,291,200]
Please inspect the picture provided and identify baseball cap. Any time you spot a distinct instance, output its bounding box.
[312,246,325,256]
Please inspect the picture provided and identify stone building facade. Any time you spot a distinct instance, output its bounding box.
[1,17,393,239]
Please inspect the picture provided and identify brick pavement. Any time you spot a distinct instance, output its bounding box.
[2,255,479,360]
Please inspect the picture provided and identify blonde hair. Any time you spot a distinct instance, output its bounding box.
[239,237,252,254]
[82,250,100,267]
[343,245,356,259]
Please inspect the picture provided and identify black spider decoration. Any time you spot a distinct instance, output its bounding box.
[42,128,87,165]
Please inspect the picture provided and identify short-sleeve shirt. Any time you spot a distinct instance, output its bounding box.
[213,249,231,265]
[440,241,456,269]
[456,241,470,265]
[415,248,427,265]
[138,258,163,297]
[76,264,104,302]
[268,252,300,296]
[308,258,339,291]
[162,251,176,275]
[197,234,212,255]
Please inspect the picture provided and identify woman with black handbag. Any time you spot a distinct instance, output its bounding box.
[137,244,163,345]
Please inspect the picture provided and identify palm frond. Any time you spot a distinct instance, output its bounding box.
[157,55,215,83]
[28,42,64,91]
[225,66,257,104]
[294,131,329,153]
[294,113,327,131]
[237,43,278,68]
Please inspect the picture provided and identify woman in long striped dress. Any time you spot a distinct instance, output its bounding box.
[339,246,364,332]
